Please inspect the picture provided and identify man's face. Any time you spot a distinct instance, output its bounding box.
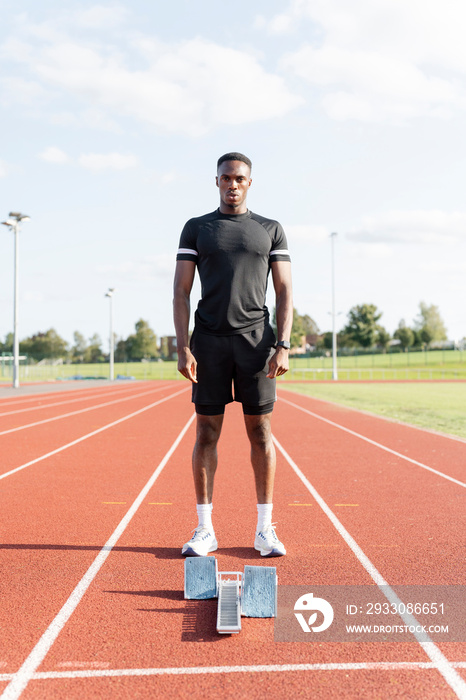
[216,160,252,214]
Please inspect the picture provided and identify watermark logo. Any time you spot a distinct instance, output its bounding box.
[294,592,334,633]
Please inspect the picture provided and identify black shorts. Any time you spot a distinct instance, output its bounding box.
[190,325,277,412]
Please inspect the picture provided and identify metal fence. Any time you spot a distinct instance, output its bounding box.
[286,368,466,381]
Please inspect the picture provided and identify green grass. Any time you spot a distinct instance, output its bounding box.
[285,349,466,380]
[1,348,464,385]
[0,361,181,383]
[280,382,466,439]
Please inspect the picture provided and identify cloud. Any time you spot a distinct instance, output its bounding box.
[38,146,69,164]
[284,45,461,123]
[347,210,466,244]
[255,12,295,35]
[270,0,466,124]
[0,160,7,177]
[36,147,138,170]
[2,12,302,136]
[78,152,139,171]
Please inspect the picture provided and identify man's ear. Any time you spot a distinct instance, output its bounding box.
[215,176,219,188]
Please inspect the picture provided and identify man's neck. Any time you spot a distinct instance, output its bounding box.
[219,203,248,215]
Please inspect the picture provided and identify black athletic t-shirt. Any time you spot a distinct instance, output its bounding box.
[176,209,291,335]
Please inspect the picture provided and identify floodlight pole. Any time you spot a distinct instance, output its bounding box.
[1,212,30,388]
[330,232,338,381]
[105,288,115,381]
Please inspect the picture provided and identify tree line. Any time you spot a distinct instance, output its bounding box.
[0,302,451,364]
[0,319,166,363]
[275,301,449,353]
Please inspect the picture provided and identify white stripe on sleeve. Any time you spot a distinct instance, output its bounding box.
[269,249,290,256]
[177,248,198,256]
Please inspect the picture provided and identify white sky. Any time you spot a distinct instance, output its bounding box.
[1,0,465,349]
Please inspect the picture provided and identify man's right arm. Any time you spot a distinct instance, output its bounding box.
[173,260,198,383]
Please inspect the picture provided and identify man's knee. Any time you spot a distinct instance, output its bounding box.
[195,414,223,448]
[244,414,272,449]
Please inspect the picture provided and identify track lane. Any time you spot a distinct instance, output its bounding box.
[15,401,463,699]
[0,381,164,417]
[1,389,464,698]
[0,383,186,477]
[278,388,466,486]
[271,398,465,585]
[0,382,149,409]
[0,382,180,435]
[0,392,195,685]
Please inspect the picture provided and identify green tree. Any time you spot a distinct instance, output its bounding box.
[342,304,383,348]
[115,338,127,362]
[272,307,319,349]
[377,327,392,352]
[71,331,87,363]
[160,336,170,360]
[290,308,305,348]
[2,333,13,353]
[301,314,319,336]
[84,334,104,363]
[21,329,68,361]
[414,302,447,347]
[318,331,333,351]
[394,320,415,351]
[127,319,158,360]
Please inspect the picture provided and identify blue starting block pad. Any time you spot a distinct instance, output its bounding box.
[184,557,218,599]
[242,565,277,618]
[184,558,277,634]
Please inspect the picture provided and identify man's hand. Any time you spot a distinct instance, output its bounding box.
[267,347,289,379]
[177,347,198,383]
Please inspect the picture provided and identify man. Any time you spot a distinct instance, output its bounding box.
[173,152,293,558]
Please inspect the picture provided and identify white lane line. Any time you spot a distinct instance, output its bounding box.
[281,389,466,445]
[278,396,466,488]
[0,384,180,436]
[0,382,141,409]
[0,387,189,481]
[0,412,196,700]
[273,435,466,700]
[0,661,465,683]
[0,383,158,417]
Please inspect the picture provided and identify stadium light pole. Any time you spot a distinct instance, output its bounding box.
[330,231,338,381]
[105,288,115,381]
[1,212,31,388]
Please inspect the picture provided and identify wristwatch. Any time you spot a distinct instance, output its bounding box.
[276,340,291,350]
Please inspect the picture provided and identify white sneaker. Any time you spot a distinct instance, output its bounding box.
[182,527,218,557]
[254,524,286,557]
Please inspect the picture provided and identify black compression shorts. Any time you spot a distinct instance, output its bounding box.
[190,325,277,411]
[195,401,275,416]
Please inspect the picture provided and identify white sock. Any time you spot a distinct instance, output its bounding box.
[256,503,273,533]
[197,503,213,529]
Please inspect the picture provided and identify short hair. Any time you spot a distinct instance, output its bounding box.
[217,152,252,171]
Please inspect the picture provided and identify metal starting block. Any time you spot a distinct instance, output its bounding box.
[184,557,277,634]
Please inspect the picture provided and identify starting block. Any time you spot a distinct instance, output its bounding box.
[184,557,277,634]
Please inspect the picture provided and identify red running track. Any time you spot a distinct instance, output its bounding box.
[0,381,464,699]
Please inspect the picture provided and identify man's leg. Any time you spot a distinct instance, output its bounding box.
[192,413,224,503]
[182,412,224,556]
[243,413,275,503]
[244,411,286,557]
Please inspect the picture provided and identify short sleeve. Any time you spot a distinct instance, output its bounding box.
[176,221,198,263]
[269,223,291,262]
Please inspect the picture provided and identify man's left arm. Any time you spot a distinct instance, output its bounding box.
[267,260,293,378]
